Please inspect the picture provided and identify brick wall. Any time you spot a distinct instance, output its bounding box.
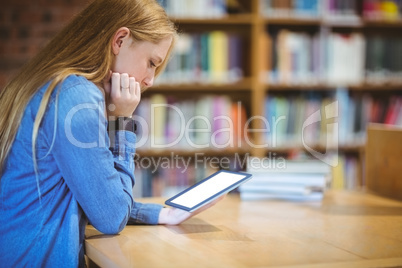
[0,0,90,90]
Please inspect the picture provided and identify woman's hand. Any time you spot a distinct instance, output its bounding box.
[158,195,226,225]
[103,72,141,118]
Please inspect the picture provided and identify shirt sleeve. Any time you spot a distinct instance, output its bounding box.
[110,132,163,225]
[50,76,159,233]
[128,202,163,225]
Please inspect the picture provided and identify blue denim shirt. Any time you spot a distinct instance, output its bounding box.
[0,75,162,267]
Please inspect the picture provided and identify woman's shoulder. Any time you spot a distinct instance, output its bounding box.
[61,75,100,95]
[58,75,104,104]
[62,74,94,86]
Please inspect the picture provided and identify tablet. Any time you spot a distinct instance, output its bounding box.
[165,170,252,212]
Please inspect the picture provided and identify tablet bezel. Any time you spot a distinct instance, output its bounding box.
[165,170,252,212]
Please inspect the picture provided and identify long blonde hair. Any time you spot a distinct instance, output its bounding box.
[0,0,177,176]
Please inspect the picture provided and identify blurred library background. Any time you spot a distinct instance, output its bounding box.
[1,0,401,201]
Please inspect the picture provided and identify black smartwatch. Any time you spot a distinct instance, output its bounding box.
[108,117,137,133]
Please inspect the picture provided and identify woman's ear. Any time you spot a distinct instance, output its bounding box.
[112,27,131,55]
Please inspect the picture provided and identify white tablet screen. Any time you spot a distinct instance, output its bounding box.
[169,172,247,208]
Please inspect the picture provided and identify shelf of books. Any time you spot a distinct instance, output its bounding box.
[134,0,402,201]
[154,24,250,86]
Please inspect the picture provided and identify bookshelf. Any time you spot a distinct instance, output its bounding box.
[136,0,402,197]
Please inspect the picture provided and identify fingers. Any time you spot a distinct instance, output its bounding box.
[111,72,132,98]
[129,77,135,95]
[120,73,130,93]
[129,77,141,104]
[111,72,121,99]
[106,72,141,117]
[135,81,141,98]
[159,194,226,225]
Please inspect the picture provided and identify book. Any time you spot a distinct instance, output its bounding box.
[231,101,248,147]
[209,31,229,84]
[155,32,244,85]
[327,33,365,85]
[331,155,345,189]
[212,95,232,147]
[150,94,167,147]
[384,96,402,125]
[323,0,360,24]
[247,157,332,174]
[363,0,402,20]
[263,92,402,148]
[228,34,243,82]
[260,0,320,18]
[242,173,329,188]
[240,158,332,201]
[240,191,324,201]
[263,28,400,86]
[134,94,250,151]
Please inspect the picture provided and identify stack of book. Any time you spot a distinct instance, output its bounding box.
[239,158,332,201]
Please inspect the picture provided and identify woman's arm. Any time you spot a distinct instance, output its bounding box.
[51,75,137,234]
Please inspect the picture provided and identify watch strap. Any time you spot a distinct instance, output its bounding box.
[108,117,137,133]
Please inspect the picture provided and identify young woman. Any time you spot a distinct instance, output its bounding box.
[0,0,221,266]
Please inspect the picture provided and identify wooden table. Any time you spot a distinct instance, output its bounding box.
[85,190,402,268]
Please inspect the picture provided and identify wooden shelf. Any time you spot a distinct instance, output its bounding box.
[263,16,364,28]
[266,83,335,91]
[263,17,321,26]
[171,14,253,25]
[350,83,402,91]
[135,144,363,160]
[151,78,252,92]
[363,19,402,28]
[262,16,402,28]
[263,145,364,154]
[315,144,365,153]
[265,82,402,92]
[136,148,251,158]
